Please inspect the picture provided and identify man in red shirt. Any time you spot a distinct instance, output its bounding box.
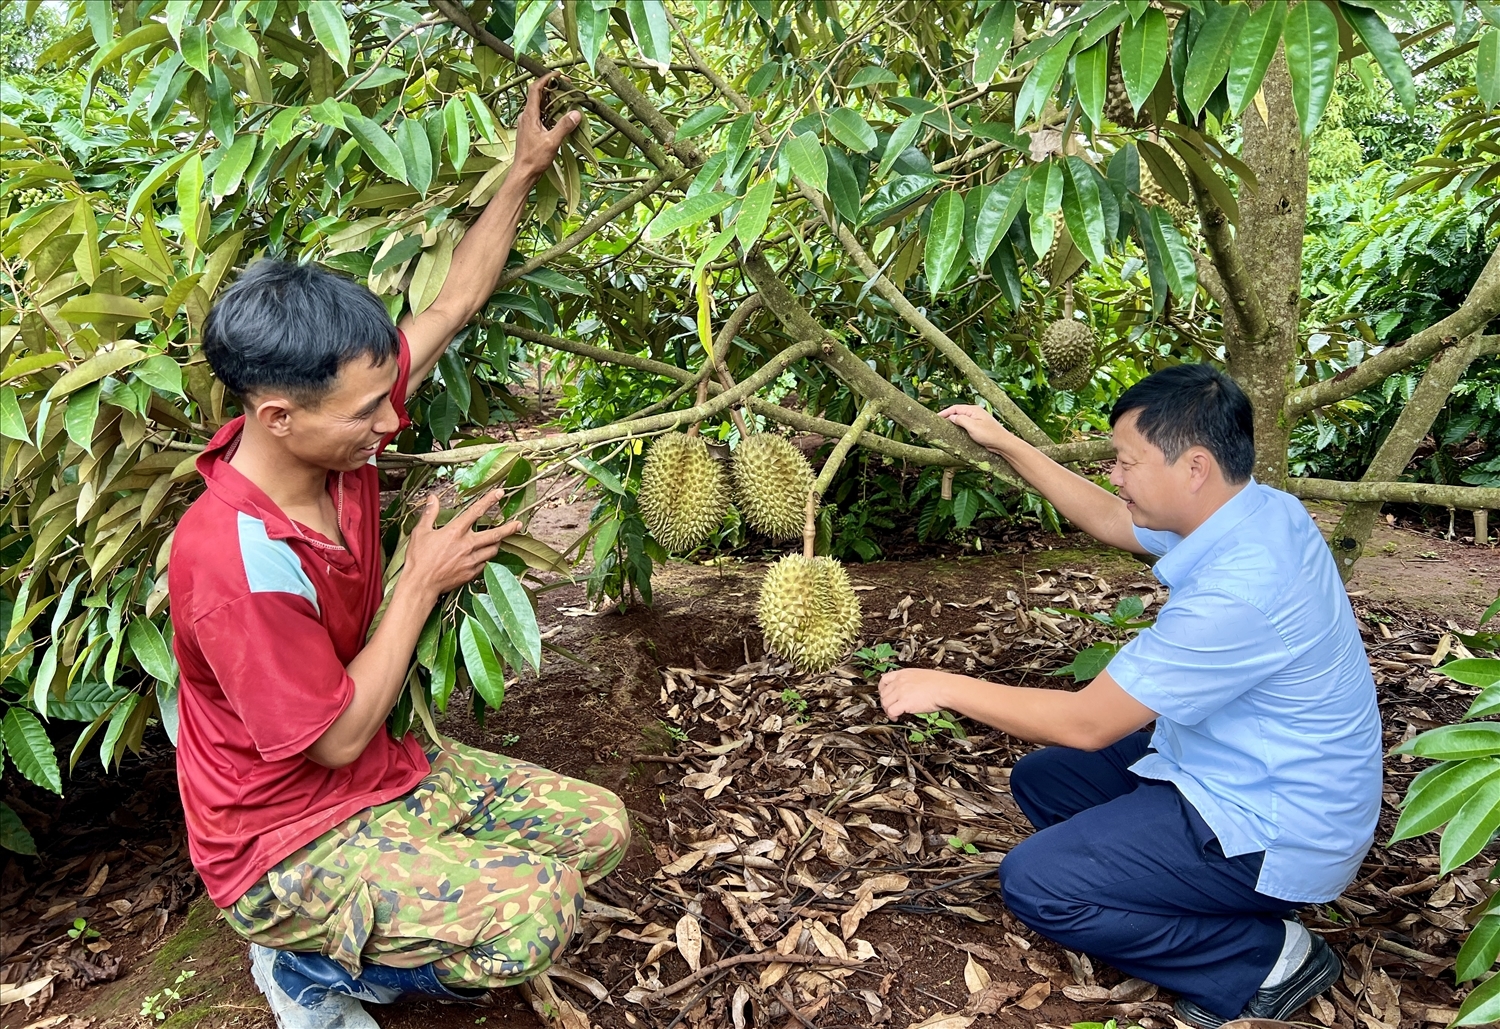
[169,75,627,1027]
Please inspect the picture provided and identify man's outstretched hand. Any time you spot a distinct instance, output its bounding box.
[939,404,1015,454]
[404,490,520,599]
[513,71,582,182]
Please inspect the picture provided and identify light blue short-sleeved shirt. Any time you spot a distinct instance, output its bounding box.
[1108,481,1382,903]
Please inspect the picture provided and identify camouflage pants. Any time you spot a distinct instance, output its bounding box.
[224,740,630,988]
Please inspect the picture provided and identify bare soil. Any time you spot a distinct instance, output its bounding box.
[1,507,1495,1029]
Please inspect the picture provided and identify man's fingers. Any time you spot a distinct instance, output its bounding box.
[453,489,504,530]
[527,70,554,107]
[418,493,441,531]
[472,520,523,546]
[549,109,582,140]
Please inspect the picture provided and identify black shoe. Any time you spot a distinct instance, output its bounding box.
[1173,932,1342,1029]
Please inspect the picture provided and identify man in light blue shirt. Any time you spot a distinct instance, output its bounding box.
[880,365,1380,1027]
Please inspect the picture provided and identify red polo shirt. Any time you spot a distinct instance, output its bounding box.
[169,336,428,907]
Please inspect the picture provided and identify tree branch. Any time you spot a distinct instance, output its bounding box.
[389,340,819,465]
[495,171,671,291]
[746,400,962,467]
[1193,253,1230,314]
[1286,246,1500,418]
[1287,478,1500,510]
[1185,162,1270,342]
[432,0,679,173]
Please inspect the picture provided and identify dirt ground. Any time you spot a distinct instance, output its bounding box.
[1,499,1496,1029]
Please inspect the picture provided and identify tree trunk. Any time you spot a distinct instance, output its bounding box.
[1223,54,1307,486]
[1327,332,1491,577]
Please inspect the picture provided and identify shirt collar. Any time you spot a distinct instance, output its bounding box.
[1152,479,1266,589]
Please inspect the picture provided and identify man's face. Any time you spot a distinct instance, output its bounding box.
[257,355,402,472]
[1108,409,1193,530]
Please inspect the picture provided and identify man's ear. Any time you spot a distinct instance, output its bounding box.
[250,394,299,438]
[1185,447,1217,493]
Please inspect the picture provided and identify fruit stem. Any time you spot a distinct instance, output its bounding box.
[1063,281,1075,320]
[686,376,710,438]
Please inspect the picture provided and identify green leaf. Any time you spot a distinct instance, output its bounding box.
[876,115,924,180]
[624,0,672,69]
[1181,2,1248,116]
[1014,30,1077,126]
[1145,208,1196,297]
[127,617,175,683]
[2,708,62,794]
[924,192,965,295]
[1479,29,1500,110]
[676,105,729,141]
[1456,953,1500,1023]
[953,489,980,529]
[785,133,828,194]
[0,801,37,855]
[827,108,878,152]
[971,167,1027,266]
[1283,0,1339,139]
[1061,157,1106,267]
[1052,642,1119,683]
[1026,160,1062,259]
[64,382,101,453]
[58,294,153,325]
[0,387,27,442]
[825,147,861,223]
[371,233,423,275]
[48,682,129,722]
[847,65,899,88]
[1392,758,1500,842]
[211,16,258,58]
[395,117,433,197]
[1441,773,1500,873]
[576,0,609,71]
[47,345,148,398]
[1341,3,1416,114]
[645,193,735,240]
[1119,7,1169,114]
[444,96,471,174]
[459,614,506,708]
[1396,723,1500,761]
[568,454,625,495]
[157,679,179,746]
[861,172,941,226]
[306,0,352,70]
[432,627,458,713]
[973,0,1015,83]
[345,113,408,184]
[1074,38,1109,128]
[211,134,256,199]
[135,354,185,395]
[736,178,775,249]
[177,152,204,249]
[98,692,139,772]
[484,563,542,671]
[511,0,553,51]
[1443,658,1500,688]
[1456,910,1500,982]
[178,21,209,75]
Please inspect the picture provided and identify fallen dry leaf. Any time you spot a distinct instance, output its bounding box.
[1017,980,1051,1010]
[907,1015,975,1029]
[963,953,991,994]
[1308,995,1336,1026]
[963,980,1021,1016]
[0,975,55,1005]
[1109,977,1158,1002]
[675,914,702,972]
[1063,984,1112,1003]
[840,873,910,938]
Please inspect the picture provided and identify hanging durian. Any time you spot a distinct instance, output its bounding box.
[1140,161,1195,231]
[732,434,815,540]
[1103,47,1144,128]
[758,554,862,673]
[756,403,882,673]
[1040,283,1096,391]
[638,432,730,553]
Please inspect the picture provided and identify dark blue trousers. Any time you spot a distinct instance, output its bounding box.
[998,732,1292,1019]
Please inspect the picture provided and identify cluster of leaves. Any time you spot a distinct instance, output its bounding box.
[1391,592,1500,1025]
[1050,594,1154,683]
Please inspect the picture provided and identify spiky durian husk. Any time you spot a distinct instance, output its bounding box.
[1140,167,1195,230]
[1103,53,1144,128]
[758,555,862,673]
[732,434,815,540]
[638,433,730,553]
[1049,362,1094,392]
[1040,318,1095,372]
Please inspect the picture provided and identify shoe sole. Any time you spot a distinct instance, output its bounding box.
[1253,939,1342,1022]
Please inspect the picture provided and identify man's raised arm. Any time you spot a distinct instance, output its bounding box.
[398,72,581,396]
[940,403,1145,554]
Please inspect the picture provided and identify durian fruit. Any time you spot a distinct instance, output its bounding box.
[1040,318,1095,374]
[757,554,862,673]
[1140,164,1195,231]
[1050,362,1094,392]
[1103,51,1144,128]
[638,432,730,553]
[732,434,815,540]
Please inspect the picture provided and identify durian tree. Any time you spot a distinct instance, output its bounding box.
[3,0,1500,826]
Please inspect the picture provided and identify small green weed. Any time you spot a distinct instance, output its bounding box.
[661,721,690,743]
[67,917,99,942]
[947,835,979,856]
[909,709,967,744]
[780,688,809,720]
[853,643,899,676]
[141,969,198,1022]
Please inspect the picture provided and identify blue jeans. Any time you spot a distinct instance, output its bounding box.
[998,732,1292,1019]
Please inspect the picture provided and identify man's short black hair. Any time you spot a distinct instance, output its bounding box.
[1109,364,1256,483]
[202,259,398,403]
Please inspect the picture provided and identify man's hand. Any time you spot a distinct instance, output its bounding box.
[402,490,521,600]
[939,404,1016,454]
[879,668,954,719]
[513,72,582,183]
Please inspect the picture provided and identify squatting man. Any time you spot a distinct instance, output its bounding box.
[878,367,1381,1028]
[168,75,627,1027]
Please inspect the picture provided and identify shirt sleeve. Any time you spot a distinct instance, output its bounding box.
[1106,589,1293,725]
[382,330,413,453]
[1133,524,1180,557]
[193,593,355,762]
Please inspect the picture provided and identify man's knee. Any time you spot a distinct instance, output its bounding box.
[1009,747,1064,827]
[999,833,1083,937]
[585,788,631,881]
